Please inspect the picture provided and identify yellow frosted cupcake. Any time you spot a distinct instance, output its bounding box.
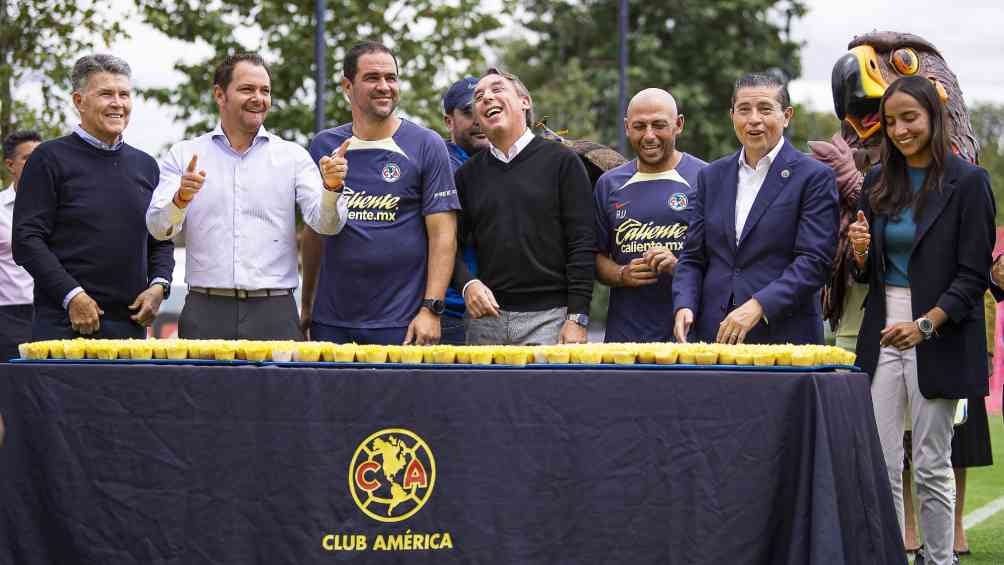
[385,346,402,363]
[215,341,237,361]
[654,347,679,365]
[94,341,117,360]
[46,340,65,359]
[677,346,696,364]
[294,342,322,362]
[26,342,49,360]
[269,341,295,362]
[469,347,493,365]
[63,339,86,360]
[752,351,775,367]
[129,340,154,360]
[243,342,269,362]
[165,340,188,360]
[578,348,603,364]
[612,349,636,365]
[333,344,357,363]
[544,347,571,364]
[151,340,167,359]
[455,348,471,364]
[431,346,456,364]
[774,346,793,366]
[717,346,736,365]
[637,346,656,364]
[695,350,718,365]
[362,346,389,364]
[791,349,815,367]
[400,346,424,364]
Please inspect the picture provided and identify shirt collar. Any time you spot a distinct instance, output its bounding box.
[73,124,124,151]
[211,123,272,152]
[2,186,15,206]
[489,127,534,163]
[738,137,785,171]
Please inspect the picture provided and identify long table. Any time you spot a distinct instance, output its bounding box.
[0,363,905,564]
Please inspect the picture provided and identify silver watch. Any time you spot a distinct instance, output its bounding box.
[566,313,589,327]
[916,317,934,340]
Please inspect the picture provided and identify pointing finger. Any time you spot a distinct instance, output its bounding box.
[187,154,198,173]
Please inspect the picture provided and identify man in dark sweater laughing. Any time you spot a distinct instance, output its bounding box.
[13,55,173,340]
[453,68,594,345]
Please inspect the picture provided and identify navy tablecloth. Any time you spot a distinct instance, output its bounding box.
[0,364,905,564]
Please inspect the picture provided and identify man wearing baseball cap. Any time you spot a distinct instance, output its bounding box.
[441,76,489,344]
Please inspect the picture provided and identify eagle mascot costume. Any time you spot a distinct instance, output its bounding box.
[811,31,979,331]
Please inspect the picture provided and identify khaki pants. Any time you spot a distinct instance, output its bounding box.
[870,286,956,565]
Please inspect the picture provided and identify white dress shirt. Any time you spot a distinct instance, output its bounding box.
[147,124,348,290]
[0,186,34,305]
[735,137,785,244]
[488,127,535,163]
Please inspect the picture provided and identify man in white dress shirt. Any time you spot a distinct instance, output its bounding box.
[1,130,40,361]
[147,53,349,340]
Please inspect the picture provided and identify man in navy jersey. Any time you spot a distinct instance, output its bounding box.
[594,88,707,343]
[301,42,460,345]
[14,55,173,339]
[440,76,489,345]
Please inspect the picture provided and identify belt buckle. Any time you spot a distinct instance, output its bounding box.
[236,289,249,299]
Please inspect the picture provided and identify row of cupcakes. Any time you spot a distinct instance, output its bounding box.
[17,339,856,367]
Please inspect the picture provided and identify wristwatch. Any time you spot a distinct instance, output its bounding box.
[421,298,445,316]
[566,313,589,327]
[152,281,171,299]
[916,317,935,340]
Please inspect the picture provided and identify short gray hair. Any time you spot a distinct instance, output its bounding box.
[481,67,534,127]
[71,54,132,92]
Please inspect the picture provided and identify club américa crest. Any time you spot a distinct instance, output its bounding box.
[668,192,688,211]
[381,162,402,183]
[349,428,436,523]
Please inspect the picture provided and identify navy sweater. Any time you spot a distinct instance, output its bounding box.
[452,136,595,314]
[13,134,174,321]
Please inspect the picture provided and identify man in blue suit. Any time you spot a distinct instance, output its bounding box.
[673,73,838,345]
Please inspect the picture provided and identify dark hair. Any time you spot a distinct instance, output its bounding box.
[343,41,398,82]
[731,72,790,109]
[213,53,271,90]
[3,130,42,159]
[71,54,131,91]
[869,76,950,219]
[480,67,534,127]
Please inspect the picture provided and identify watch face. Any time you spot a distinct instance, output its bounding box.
[918,318,933,333]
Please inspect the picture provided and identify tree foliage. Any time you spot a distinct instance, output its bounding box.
[970,103,1004,225]
[0,0,127,140]
[133,0,509,144]
[501,0,806,161]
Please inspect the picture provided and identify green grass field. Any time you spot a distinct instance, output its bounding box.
[957,415,1004,563]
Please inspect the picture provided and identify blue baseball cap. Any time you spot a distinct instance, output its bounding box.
[443,76,478,114]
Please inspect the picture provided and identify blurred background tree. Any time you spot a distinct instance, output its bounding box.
[0,0,126,184]
[130,0,509,144]
[971,103,1004,224]
[500,0,807,161]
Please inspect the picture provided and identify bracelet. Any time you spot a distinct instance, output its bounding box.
[617,265,628,286]
[853,247,869,257]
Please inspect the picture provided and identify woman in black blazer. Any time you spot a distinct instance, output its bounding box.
[847,76,995,565]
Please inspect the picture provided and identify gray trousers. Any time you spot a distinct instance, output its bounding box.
[871,287,956,565]
[179,292,302,341]
[465,307,566,345]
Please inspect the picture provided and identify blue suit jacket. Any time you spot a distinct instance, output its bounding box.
[672,140,838,344]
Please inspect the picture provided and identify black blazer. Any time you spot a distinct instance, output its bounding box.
[854,155,995,399]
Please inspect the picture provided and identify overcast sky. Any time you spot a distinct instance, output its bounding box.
[37,0,1002,156]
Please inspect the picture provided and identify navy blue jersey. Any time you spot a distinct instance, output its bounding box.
[308,120,460,328]
[594,153,706,342]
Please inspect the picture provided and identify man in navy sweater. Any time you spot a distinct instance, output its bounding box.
[14,55,173,340]
[453,68,594,345]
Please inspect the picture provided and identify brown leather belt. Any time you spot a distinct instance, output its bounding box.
[188,287,292,299]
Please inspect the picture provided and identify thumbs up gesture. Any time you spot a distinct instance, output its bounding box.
[848,210,870,256]
[319,139,351,191]
[173,154,207,209]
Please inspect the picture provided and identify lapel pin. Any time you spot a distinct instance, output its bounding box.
[780,169,790,179]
